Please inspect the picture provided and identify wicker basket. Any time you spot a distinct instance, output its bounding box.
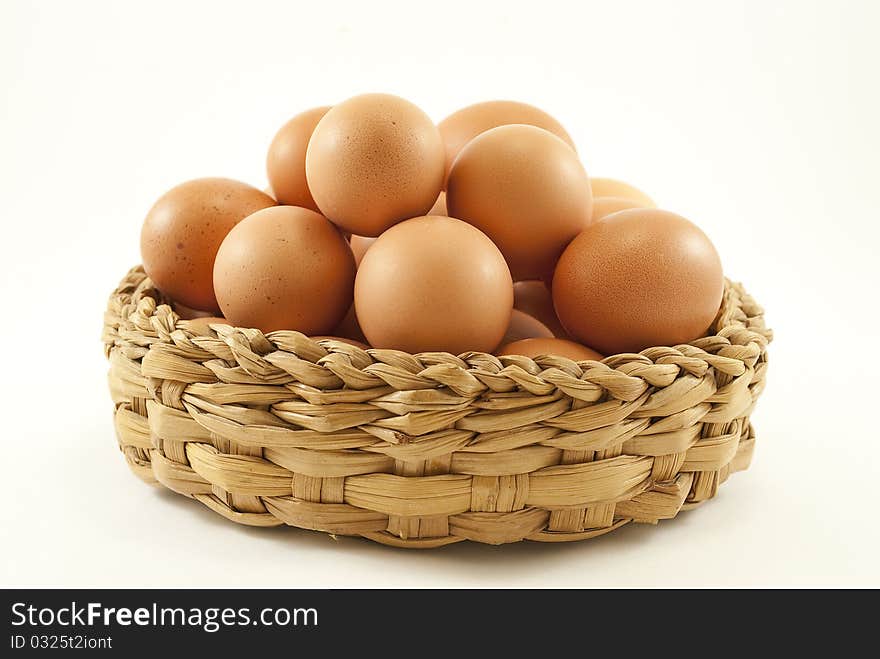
[103,266,771,548]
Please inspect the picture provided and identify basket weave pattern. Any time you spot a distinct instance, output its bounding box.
[103,266,771,547]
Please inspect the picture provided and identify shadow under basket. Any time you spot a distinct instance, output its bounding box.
[103,266,772,548]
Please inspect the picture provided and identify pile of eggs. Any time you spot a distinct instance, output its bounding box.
[140,93,724,361]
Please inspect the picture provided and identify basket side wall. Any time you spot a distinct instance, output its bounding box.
[104,267,771,547]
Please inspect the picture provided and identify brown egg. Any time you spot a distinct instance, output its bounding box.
[502,309,554,344]
[183,316,228,334]
[590,178,655,207]
[355,216,512,354]
[349,234,376,267]
[332,304,368,344]
[496,337,603,361]
[140,178,275,312]
[172,301,214,320]
[591,196,647,222]
[553,208,723,354]
[266,106,330,210]
[513,280,570,339]
[447,125,592,281]
[428,191,448,216]
[312,336,370,349]
[438,100,575,184]
[305,94,445,236]
[213,206,355,334]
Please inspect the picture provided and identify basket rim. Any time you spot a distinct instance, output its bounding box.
[104,265,772,404]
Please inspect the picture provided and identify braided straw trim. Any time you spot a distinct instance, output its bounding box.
[104,266,771,547]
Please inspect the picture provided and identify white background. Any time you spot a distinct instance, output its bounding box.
[1,0,878,587]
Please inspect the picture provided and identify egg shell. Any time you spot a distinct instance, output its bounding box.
[182,316,228,335]
[306,94,445,237]
[213,205,356,334]
[590,178,655,207]
[428,191,448,216]
[355,216,513,354]
[438,100,575,185]
[349,234,376,267]
[332,303,368,344]
[312,336,370,350]
[552,208,724,354]
[496,337,603,361]
[266,106,330,211]
[591,196,647,222]
[447,124,592,281]
[513,280,570,339]
[172,300,215,320]
[502,309,554,344]
[140,178,276,312]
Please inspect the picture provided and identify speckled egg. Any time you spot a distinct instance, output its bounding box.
[496,337,603,361]
[552,208,723,354]
[213,206,356,334]
[140,178,276,312]
[513,280,569,339]
[438,100,575,184]
[590,178,655,207]
[447,124,592,280]
[501,309,554,344]
[355,216,512,354]
[305,94,445,236]
[182,316,228,335]
[591,196,647,222]
[312,336,370,350]
[331,304,368,344]
[266,106,331,210]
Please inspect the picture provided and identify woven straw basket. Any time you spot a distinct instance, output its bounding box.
[103,266,771,548]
